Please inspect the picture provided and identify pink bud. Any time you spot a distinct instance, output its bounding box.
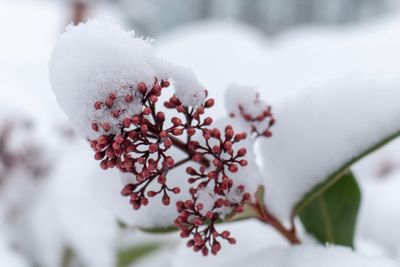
[102,122,111,132]
[156,111,165,121]
[122,118,131,128]
[121,184,135,196]
[147,191,157,197]
[228,164,238,173]
[172,128,183,136]
[131,115,141,125]
[164,138,172,148]
[239,160,248,166]
[186,167,197,175]
[143,107,151,115]
[149,143,158,153]
[264,131,272,137]
[165,157,174,167]
[92,122,99,132]
[137,82,147,95]
[228,238,237,244]
[162,195,170,205]
[204,117,213,125]
[115,135,124,144]
[105,98,114,108]
[208,171,218,179]
[159,131,167,138]
[223,141,232,152]
[213,129,221,139]
[187,127,195,136]
[221,231,230,238]
[192,154,203,162]
[157,175,166,184]
[161,80,170,88]
[172,187,181,194]
[109,93,117,100]
[225,129,234,139]
[177,105,185,113]
[125,95,134,103]
[212,145,221,154]
[204,98,215,108]
[237,148,247,157]
[193,218,203,227]
[171,117,182,126]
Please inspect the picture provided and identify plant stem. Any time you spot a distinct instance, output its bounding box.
[251,201,301,245]
[172,157,191,169]
[168,135,210,167]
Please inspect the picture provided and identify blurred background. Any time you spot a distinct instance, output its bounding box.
[1,0,400,266]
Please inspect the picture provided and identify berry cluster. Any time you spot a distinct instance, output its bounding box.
[88,78,252,255]
[231,92,275,138]
[0,121,48,186]
[175,125,250,256]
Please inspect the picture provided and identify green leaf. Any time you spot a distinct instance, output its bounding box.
[139,225,179,234]
[61,247,74,267]
[117,244,160,267]
[298,171,361,247]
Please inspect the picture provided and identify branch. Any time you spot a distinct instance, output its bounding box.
[251,201,301,245]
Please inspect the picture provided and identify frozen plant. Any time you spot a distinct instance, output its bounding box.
[49,19,400,264]
[49,20,282,256]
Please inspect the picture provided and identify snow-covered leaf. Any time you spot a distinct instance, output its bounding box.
[261,76,400,221]
[298,171,361,247]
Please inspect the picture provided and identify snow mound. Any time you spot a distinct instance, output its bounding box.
[49,20,205,140]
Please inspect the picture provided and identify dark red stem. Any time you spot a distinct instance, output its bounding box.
[251,200,301,245]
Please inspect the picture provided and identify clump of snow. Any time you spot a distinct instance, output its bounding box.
[195,186,218,216]
[157,61,206,107]
[49,19,205,140]
[260,76,400,220]
[225,84,272,134]
[225,84,264,118]
[219,245,398,267]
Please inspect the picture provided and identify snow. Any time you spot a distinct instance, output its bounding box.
[260,76,400,220]
[225,84,272,134]
[27,141,120,267]
[355,167,400,258]
[219,245,398,267]
[3,1,400,265]
[0,235,29,267]
[225,84,265,118]
[49,19,206,140]
[156,16,400,115]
